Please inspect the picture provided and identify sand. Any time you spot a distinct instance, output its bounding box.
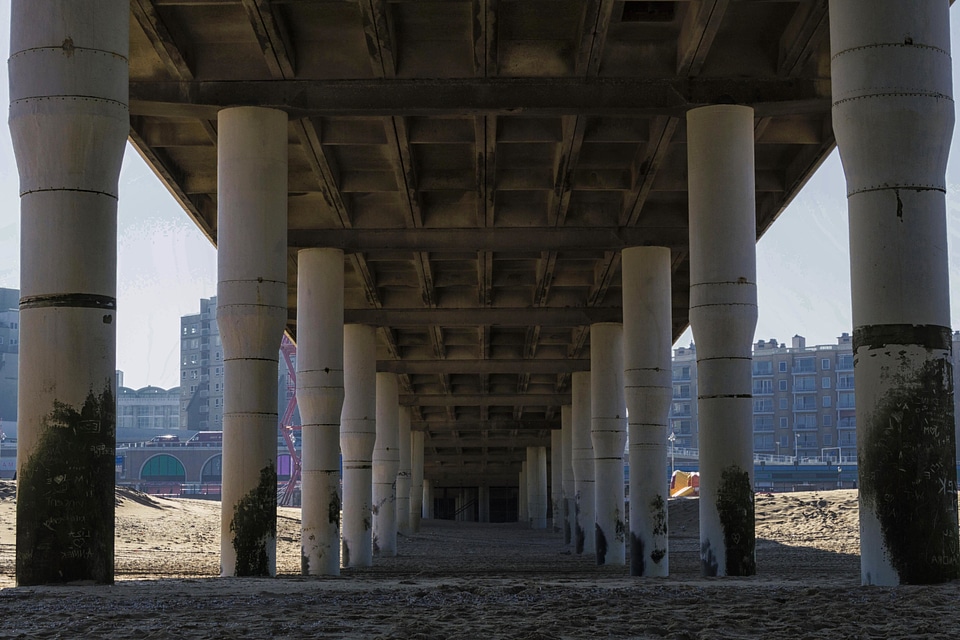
[1,482,958,638]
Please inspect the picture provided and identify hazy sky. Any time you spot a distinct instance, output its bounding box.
[3,9,960,390]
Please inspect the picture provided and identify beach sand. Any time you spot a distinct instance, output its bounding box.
[1,482,958,638]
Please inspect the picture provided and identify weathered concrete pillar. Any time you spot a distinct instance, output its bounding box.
[687,104,758,577]
[571,371,595,554]
[551,430,563,533]
[561,405,576,546]
[591,323,627,566]
[217,106,288,577]
[373,373,400,556]
[831,0,959,586]
[519,464,528,523]
[397,407,412,536]
[410,430,424,533]
[296,248,344,576]
[527,446,548,529]
[478,485,490,523]
[10,0,128,586]
[423,479,434,519]
[341,324,377,568]
[622,246,672,577]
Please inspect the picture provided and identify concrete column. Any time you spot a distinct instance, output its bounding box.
[527,446,548,529]
[296,248,344,576]
[217,107,288,577]
[341,324,377,568]
[478,485,490,523]
[410,430,424,533]
[591,323,627,566]
[571,371,595,554]
[687,104,758,577]
[831,0,959,586]
[423,479,433,519]
[10,0,128,586]
[373,373,400,556]
[396,407,412,536]
[551,430,563,533]
[519,464,527,523]
[561,405,576,546]
[622,246,672,577]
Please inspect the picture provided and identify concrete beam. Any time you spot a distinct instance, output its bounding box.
[128,76,831,120]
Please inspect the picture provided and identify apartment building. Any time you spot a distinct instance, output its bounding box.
[668,333,862,459]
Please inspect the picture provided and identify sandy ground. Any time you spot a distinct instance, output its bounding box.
[0,482,958,638]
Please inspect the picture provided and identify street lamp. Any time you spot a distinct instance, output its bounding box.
[668,431,676,478]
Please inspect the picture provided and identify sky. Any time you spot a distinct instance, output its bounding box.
[2,9,960,390]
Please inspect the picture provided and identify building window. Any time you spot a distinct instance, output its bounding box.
[181,371,187,379]
[779,417,788,429]
[823,433,833,445]
[823,395,832,408]
[752,361,773,376]
[779,361,787,373]
[823,414,833,427]
[779,398,788,410]
[822,358,831,370]
[778,380,787,391]
[190,354,198,364]
[753,416,774,431]
[822,377,831,389]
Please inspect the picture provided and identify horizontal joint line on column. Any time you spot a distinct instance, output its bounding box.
[20,293,116,311]
[847,184,946,197]
[833,92,953,107]
[10,45,129,61]
[696,356,752,362]
[12,96,128,109]
[698,394,752,400]
[831,42,950,59]
[219,279,286,286]
[690,281,757,288]
[595,457,624,461]
[222,357,280,363]
[20,187,118,200]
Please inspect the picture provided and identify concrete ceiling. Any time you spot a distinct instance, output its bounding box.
[128,0,835,484]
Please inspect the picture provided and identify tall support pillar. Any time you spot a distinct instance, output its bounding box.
[423,479,433,519]
[591,323,627,565]
[561,405,576,546]
[687,104,758,577]
[623,246,672,577]
[410,430,424,533]
[831,0,960,585]
[519,464,528,523]
[10,0,128,586]
[341,324,377,568]
[527,446,548,529]
[397,407,412,536]
[478,485,490,523]
[217,107,288,577]
[297,248,344,576]
[551,430,563,533]
[571,372,595,554]
[373,373,400,556]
